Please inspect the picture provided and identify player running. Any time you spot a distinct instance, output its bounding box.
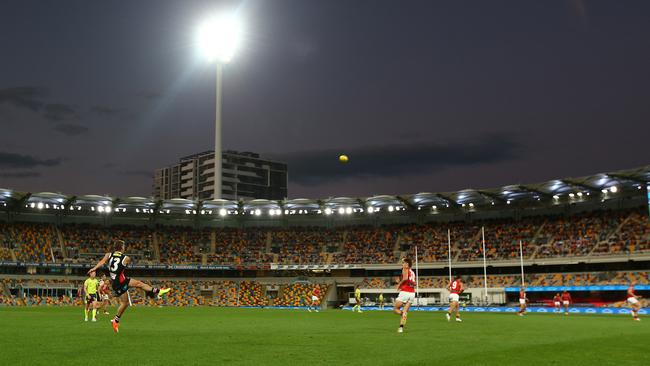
[378,293,384,310]
[561,290,572,316]
[394,257,416,333]
[553,293,561,313]
[308,285,321,312]
[517,287,527,316]
[84,271,100,322]
[446,276,463,322]
[352,286,363,313]
[87,240,171,333]
[626,283,642,321]
[99,275,111,315]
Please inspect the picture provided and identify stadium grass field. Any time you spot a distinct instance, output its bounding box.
[1,307,648,366]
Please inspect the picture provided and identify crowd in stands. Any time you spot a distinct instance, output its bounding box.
[0,207,647,265]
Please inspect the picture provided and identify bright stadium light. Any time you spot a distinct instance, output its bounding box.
[219,208,227,216]
[197,14,242,63]
[553,195,559,200]
[609,186,618,193]
[601,189,608,194]
[254,209,261,216]
[345,207,353,215]
[367,207,374,214]
[197,13,243,200]
[577,192,583,197]
[469,202,475,208]
[569,193,575,198]
[325,208,333,215]
[388,205,394,212]
[105,206,112,213]
[338,207,345,215]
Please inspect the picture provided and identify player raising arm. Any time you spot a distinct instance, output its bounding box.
[626,283,642,322]
[87,240,171,333]
[447,276,463,322]
[394,257,416,333]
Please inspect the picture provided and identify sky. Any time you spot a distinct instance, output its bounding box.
[0,0,649,199]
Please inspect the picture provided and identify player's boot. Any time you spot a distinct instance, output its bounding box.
[397,327,403,333]
[157,287,171,299]
[92,318,97,322]
[446,313,450,321]
[455,317,462,322]
[111,319,120,333]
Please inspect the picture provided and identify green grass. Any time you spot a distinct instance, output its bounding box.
[0,307,648,366]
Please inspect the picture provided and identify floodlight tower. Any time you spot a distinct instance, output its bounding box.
[197,14,242,199]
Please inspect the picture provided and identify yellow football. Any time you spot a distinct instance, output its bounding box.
[339,155,349,163]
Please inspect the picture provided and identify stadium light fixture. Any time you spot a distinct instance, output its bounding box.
[254,209,261,216]
[324,208,333,215]
[432,205,437,210]
[577,192,583,197]
[569,193,575,198]
[388,205,394,212]
[37,202,44,210]
[609,186,618,193]
[345,207,353,215]
[105,206,112,213]
[469,202,475,208]
[553,195,559,200]
[197,13,243,200]
[367,207,374,214]
[601,189,608,194]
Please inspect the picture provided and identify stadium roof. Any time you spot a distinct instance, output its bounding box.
[0,165,647,217]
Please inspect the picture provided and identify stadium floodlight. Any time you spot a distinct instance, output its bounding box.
[469,202,475,208]
[432,205,437,210]
[254,209,261,216]
[569,193,575,198]
[609,186,618,193]
[601,189,608,194]
[337,207,345,215]
[324,208,333,215]
[219,208,227,216]
[553,195,559,200]
[197,13,243,200]
[268,209,275,216]
[105,206,112,213]
[388,205,395,212]
[345,207,353,215]
[577,192,583,197]
[36,202,43,210]
[506,200,512,205]
[367,207,374,213]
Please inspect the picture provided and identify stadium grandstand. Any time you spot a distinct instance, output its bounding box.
[0,166,648,311]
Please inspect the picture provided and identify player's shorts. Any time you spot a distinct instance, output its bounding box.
[519,299,526,305]
[397,291,415,304]
[627,297,639,305]
[562,301,570,306]
[311,295,319,302]
[112,278,130,296]
[86,293,98,304]
[449,293,460,303]
[554,302,561,307]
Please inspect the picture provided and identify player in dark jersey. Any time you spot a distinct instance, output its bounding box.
[87,240,170,333]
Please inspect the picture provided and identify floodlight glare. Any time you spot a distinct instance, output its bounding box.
[388,205,394,212]
[254,209,261,216]
[367,207,374,213]
[345,207,353,215]
[609,186,618,193]
[325,208,333,215]
[198,14,242,63]
[338,207,345,215]
[219,208,227,216]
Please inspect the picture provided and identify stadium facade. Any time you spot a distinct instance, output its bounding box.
[153,150,288,201]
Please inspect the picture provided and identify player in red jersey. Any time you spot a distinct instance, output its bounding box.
[561,290,572,316]
[99,275,111,315]
[446,276,463,322]
[308,285,321,312]
[517,287,527,316]
[394,257,416,333]
[553,293,561,313]
[626,283,642,321]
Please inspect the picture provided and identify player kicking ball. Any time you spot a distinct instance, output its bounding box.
[87,240,171,333]
[446,276,463,322]
[626,283,642,322]
[394,257,416,333]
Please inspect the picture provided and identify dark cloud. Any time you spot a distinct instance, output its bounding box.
[0,151,62,169]
[272,135,521,186]
[120,170,152,178]
[53,123,89,136]
[103,162,117,169]
[43,103,77,121]
[90,105,120,117]
[0,171,41,178]
[138,91,161,101]
[0,86,48,111]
